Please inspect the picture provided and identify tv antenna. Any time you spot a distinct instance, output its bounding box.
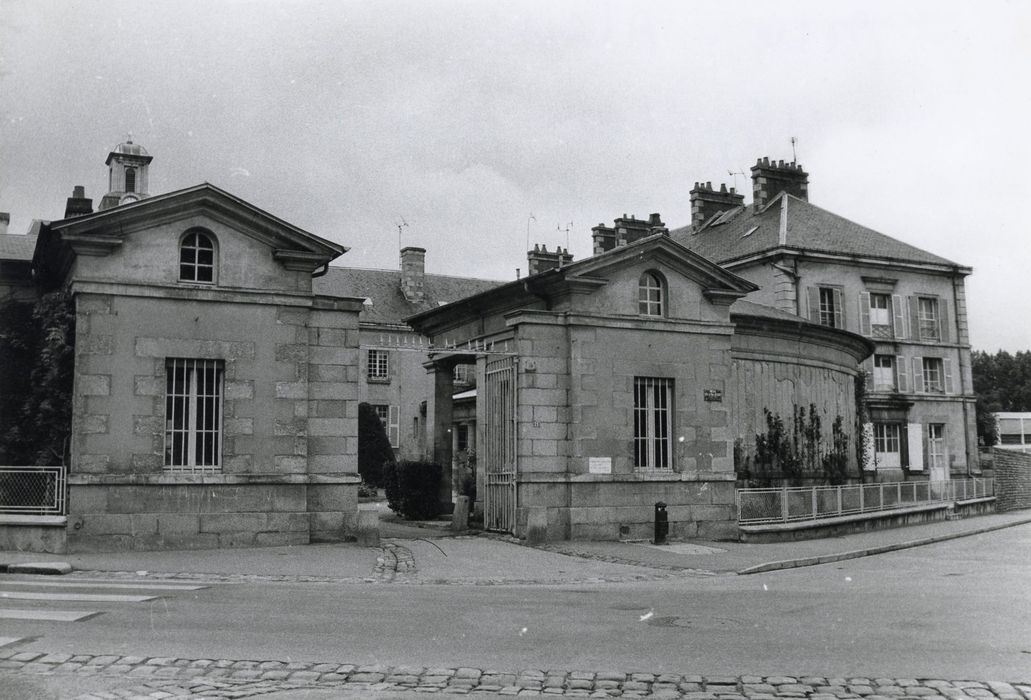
[727,169,745,190]
[395,217,409,267]
[790,136,798,162]
[557,221,572,249]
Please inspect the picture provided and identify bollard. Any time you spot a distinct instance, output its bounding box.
[356,508,380,547]
[451,495,470,532]
[653,501,668,545]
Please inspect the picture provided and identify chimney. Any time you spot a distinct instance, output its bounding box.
[689,182,745,231]
[0,212,9,236]
[591,213,667,254]
[64,185,94,218]
[527,243,574,276]
[751,157,809,211]
[400,246,426,302]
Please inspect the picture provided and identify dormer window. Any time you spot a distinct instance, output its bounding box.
[180,231,216,283]
[638,272,665,317]
[124,167,136,193]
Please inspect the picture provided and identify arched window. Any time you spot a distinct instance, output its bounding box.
[180,231,216,283]
[638,272,664,316]
[124,167,136,193]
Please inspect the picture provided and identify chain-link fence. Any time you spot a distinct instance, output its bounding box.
[737,478,994,526]
[0,466,67,515]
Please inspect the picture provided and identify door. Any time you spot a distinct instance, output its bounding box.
[928,423,949,483]
[483,356,517,533]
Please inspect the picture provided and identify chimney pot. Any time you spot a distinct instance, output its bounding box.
[400,246,427,303]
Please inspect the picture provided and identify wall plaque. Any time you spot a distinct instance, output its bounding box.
[588,457,612,474]
[703,389,723,402]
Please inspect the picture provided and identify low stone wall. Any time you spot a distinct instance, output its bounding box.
[992,447,1031,511]
[0,515,67,554]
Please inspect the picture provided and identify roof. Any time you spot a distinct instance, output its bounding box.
[314,266,504,325]
[0,233,38,261]
[670,193,961,268]
[729,299,809,323]
[111,140,150,157]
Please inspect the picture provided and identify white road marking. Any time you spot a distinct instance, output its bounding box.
[0,591,158,603]
[0,580,206,591]
[0,609,102,622]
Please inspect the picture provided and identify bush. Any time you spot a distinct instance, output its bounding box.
[383,460,442,520]
[357,402,395,488]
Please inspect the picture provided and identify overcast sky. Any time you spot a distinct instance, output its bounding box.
[1,0,1028,350]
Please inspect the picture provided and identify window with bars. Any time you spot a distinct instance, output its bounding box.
[634,377,673,470]
[165,358,224,471]
[367,349,389,380]
[179,231,216,283]
[638,272,664,317]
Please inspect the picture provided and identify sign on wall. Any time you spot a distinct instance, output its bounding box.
[588,457,612,474]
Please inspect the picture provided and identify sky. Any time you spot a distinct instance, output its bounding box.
[1,0,1029,351]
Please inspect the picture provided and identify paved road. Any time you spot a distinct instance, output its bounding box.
[2,525,1030,698]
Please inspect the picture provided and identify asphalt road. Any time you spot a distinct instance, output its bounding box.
[6,525,1031,684]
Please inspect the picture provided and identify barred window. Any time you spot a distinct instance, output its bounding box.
[368,349,389,380]
[165,358,223,471]
[634,377,673,470]
[180,231,216,283]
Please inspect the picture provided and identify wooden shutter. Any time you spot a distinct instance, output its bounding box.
[807,287,821,323]
[907,423,924,471]
[943,358,954,394]
[892,294,906,339]
[912,356,924,393]
[859,292,871,336]
[896,355,908,393]
[938,297,951,343]
[909,296,921,340]
[388,405,400,448]
[832,288,844,329]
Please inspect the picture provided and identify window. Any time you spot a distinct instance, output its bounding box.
[165,358,223,471]
[125,167,136,193]
[179,231,215,283]
[869,294,892,338]
[873,423,901,468]
[873,355,895,391]
[638,272,664,317]
[456,423,470,453]
[634,377,673,470]
[809,286,843,328]
[917,297,940,341]
[928,424,947,473]
[371,403,399,448]
[453,364,474,384]
[922,357,944,393]
[367,349,389,380]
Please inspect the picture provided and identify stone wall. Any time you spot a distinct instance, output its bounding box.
[992,448,1031,512]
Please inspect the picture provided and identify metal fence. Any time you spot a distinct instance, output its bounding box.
[737,478,994,526]
[0,466,67,516]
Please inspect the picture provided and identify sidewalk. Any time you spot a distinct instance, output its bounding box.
[1,508,1029,583]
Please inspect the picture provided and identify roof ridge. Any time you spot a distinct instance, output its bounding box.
[326,265,507,283]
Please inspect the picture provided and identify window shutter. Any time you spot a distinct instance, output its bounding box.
[807,287,821,322]
[896,355,908,393]
[387,350,394,377]
[909,297,921,340]
[859,292,871,336]
[832,288,844,329]
[938,297,951,343]
[388,405,400,448]
[943,358,954,394]
[907,423,924,471]
[912,356,924,393]
[892,294,906,339]
[900,423,910,467]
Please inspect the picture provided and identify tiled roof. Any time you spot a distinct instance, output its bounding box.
[314,266,504,326]
[670,193,959,267]
[0,233,37,261]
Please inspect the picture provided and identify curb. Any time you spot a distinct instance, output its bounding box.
[736,514,1031,575]
[0,561,73,575]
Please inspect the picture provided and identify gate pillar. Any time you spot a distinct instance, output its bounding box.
[425,356,458,512]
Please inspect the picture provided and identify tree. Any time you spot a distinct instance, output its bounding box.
[357,402,395,488]
[971,349,1031,446]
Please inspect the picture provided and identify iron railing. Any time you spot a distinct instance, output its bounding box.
[0,466,67,516]
[737,478,994,526]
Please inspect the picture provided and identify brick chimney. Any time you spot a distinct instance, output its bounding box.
[64,185,94,218]
[690,182,744,231]
[400,246,426,302]
[527,244,574,276]
[591,213,667,254]
[0,212,9,236]
[751,157,808,211]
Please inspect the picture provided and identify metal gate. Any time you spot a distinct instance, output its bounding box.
[483,356,517,533]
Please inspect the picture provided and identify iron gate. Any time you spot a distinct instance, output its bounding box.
[483,356,517,532]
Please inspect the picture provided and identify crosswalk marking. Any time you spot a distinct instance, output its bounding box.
[0,609,102,622]
[1,580,206,591]
[0,591,159,603]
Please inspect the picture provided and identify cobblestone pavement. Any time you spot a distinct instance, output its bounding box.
[2,648,1029,700]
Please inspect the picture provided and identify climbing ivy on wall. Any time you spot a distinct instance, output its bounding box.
[744,403,854,487]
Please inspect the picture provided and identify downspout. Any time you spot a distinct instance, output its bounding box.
[951,270,975,475]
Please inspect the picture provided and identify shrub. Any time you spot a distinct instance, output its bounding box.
[384,460,442,520]
[357,402,395,488]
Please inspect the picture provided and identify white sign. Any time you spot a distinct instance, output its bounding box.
[588,457,612,474]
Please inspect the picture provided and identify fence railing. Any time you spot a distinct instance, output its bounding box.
[737,478,994,526]
[0,466,67,516]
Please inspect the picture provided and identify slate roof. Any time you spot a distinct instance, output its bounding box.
[314,266,504,326]
[0,233,38,261]
[670,193,960,268]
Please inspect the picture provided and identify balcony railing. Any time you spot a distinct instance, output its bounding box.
[0,466,67,516]
[737,478,994,526]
